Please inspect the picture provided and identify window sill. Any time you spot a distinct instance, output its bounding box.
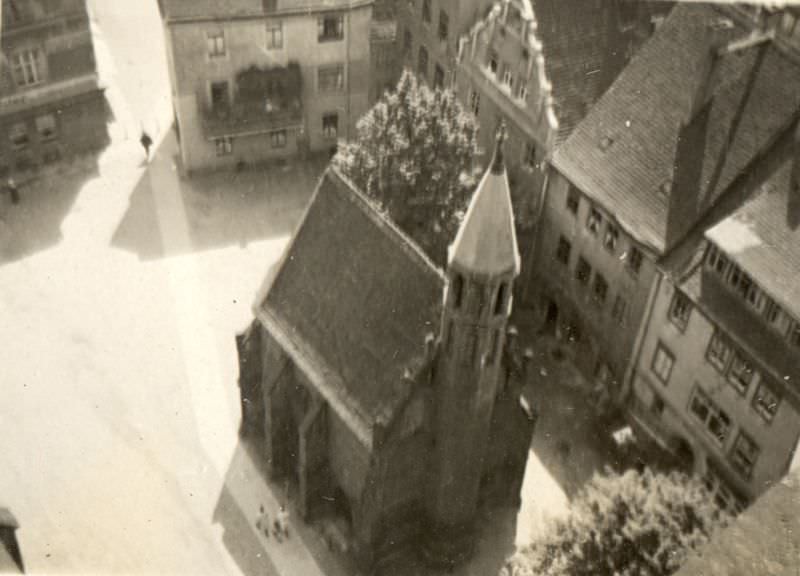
[318,37,344,43]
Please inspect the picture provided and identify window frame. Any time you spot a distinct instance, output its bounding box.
[555,236,571,266]
[627,246,643,276]
[12,48,45,87]
[9,122,30,150]
[214,136,233,157]
[523,141,536,170]
[669,291,692,331]
[270,129,287,149]
[265,20,283,50]
[322,112,338,140]
[752,379,781,423]
[206,30,226,59]
[651,341,674,384]
[586,207,602,235]
[35,114,57,141]
[706,329,733,373]
[318,14,344,42]
[438,9,449,41]
[317,64,345,93]
[727,350,755,396]
[689,386,731,447]
[603,222,619,252]
[729,431,759,480]
[566,186,580,215]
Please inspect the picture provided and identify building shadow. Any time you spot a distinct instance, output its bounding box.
[0,155,100,267]
[111,134,327,261]
[212,439,281,576]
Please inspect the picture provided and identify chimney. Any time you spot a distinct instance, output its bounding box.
[789,122,800,230]
[664,39,723,248]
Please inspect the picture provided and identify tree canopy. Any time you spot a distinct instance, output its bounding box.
[502,468,730,576]
[332,69,480,265]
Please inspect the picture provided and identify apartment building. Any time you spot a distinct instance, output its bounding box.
[524,3,800,399]
[396,0,494,90]
[453,0,666,245]
[0,0,107,178]
[160,0,373,174]
[630,157,800,512]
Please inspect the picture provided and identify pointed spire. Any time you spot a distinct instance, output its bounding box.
[448,123,520,276]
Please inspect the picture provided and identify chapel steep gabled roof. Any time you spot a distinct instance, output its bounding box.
[254,168,444,448]
[449,129,520,277]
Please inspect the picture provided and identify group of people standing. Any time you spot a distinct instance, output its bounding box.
[255,504,290,543]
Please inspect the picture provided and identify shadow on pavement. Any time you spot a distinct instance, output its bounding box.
[111,135,328,261]
[0,156,101,267]
[212,439,281,576]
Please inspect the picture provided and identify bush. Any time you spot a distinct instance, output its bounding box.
[502,468,730,576]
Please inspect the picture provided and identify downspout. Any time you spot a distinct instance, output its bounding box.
[521,160,551,304]
[346,7,352,141]
[621,266,663,405]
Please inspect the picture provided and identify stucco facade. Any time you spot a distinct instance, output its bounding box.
[524,168,658,390]
[0,0,108,178]
[162,1,372,173]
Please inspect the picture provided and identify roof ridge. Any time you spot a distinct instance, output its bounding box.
[327,166,447,282]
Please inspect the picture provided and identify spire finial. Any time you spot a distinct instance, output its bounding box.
[491,122,507,174]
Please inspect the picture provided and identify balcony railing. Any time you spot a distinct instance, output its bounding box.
[200,62,304,139]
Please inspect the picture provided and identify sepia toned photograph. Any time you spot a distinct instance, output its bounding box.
[1,0,799,574]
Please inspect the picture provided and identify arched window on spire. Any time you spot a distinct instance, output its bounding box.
[452,274,464,309]
[494,282,507,316]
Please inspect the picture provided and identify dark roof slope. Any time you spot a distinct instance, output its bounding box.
[257,168,444,436]
[161,0,371,21]
[553,3,800,254]
[532,0,637,144]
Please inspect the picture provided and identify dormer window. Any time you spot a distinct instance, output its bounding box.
[452,274,463,308]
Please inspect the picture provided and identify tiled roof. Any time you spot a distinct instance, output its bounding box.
[256,168,444,435]
[161,0,370,21]
[532,0,634,144]
[553,3,800,254]
[706,160,800,320]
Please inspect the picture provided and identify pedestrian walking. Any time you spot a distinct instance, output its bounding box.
[6,178,19,205]
[278,506,290,538]
[140,130,153,161]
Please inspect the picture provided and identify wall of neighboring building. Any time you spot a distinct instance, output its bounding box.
[0,0,107,176]
[525,168,658,388]
[396,0,494,87]
[630,266,800,507]
[165,5,371,173]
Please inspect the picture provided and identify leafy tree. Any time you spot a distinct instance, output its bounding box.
[502,468,730,576]
[333,69,480,265]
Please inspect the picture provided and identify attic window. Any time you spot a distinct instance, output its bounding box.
[709,17,734,31]
[599,136,614,151]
